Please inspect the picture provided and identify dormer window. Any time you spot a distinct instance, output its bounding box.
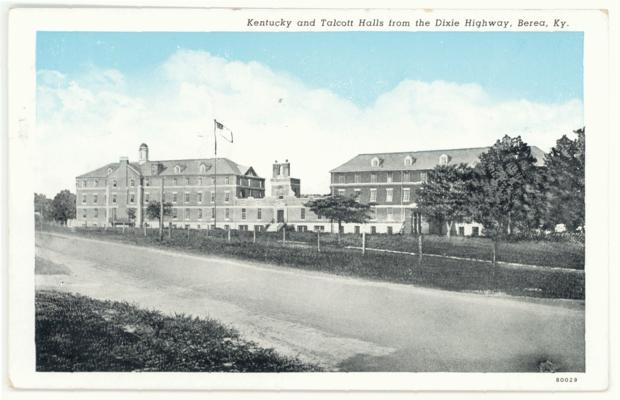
[200,163,208,174]
[404,156,415,166]
[371,157,381,167]
[439,154,449,166]
[174,165,182,174]
[107,167,113,175]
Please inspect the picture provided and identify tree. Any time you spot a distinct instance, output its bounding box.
[34,193,53,222]
[126,208,136,224]
[145,201,172,221]
[51,190,76,225]
[544,127,585,231]
[469,135,545,238]
[304,195,372,241]
[416,164,474,237]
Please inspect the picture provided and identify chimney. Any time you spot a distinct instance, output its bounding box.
[120,156,129,164]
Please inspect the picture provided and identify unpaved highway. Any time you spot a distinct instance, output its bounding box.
[35,232,585,372]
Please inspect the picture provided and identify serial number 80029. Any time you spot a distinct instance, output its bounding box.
[556,377,578,383]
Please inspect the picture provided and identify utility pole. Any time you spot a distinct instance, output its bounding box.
[159,177,164,240]
[213,119,218,229]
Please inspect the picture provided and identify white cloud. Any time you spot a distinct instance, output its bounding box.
[35,49,583,197]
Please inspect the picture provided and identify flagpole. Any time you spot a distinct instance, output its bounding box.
[213,119,218,229]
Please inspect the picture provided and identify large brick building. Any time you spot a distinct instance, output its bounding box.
[75,144,332,232]
[330,146,545,235]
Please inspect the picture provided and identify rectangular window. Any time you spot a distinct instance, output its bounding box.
[241,208,247,220]
[370,173,377,183]
[387,208,394,220]
[459,226,465,236]
[172,193,178,203]
[339,174,345,184]
[198,209,203,219]
[173,178,178,186]
[211,177,216,185]
[257,208,262,220]
[130,179,135,187]
[354,226,360,234]
[82,195,87,204]
[94,209,98,218]
[354,174,361,183]
[130,194,135,203]
[197,192,203,203]
[225,176,230,185]
[172,209,178,219]
[338,189,345,196]
[225,191,230,202]
[403,172,410,182]
[94,179,98,186]
[354,189,361,198]
[371,226,377,234]
[145,178,150,187]
[93,194,98,203]
[198,177,203,185]
[185,178,190,185]
[386,188,393,202]
[301,208,306,220]
[82,210,87,218]
[145,193,150,203]
[184,192,190,202]
[185,208,190,220]
[369,189,377,202]
[210,192,215,202]
[387,226,393,235]
[113,180,117,187]
[420,172,428,182]
[472,227,479,236]
[225,208,230,219]
[387,172,393,183]
[403,188,410,202]
[112,194,117,203]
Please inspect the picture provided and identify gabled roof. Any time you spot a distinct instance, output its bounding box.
[330,146,546,173]
[77,158,263,178]
[76,163,119,178]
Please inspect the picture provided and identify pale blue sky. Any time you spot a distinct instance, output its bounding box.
[37,31,583,106]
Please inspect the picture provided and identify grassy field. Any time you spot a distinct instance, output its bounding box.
[35,256,71,275]
[36,290,319,372]
[39,226,585,300]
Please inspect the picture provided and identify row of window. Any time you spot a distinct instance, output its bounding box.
[81,190,245,205]
[370,154,449,168]
[77,176,264,188]
[334,171,428,184]
[337,188,411,202]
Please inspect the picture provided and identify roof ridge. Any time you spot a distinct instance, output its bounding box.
[357,146,490,156]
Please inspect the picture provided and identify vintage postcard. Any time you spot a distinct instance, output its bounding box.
[6,3,611,394]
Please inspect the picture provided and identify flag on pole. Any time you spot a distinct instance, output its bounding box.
[214,119,233,143]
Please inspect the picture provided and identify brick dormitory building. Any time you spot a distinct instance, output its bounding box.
[74,143,545,236]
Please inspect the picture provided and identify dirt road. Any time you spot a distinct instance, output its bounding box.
[35,232,585,372]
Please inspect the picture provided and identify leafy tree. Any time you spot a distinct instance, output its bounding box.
[51,190,76,225]
[417,164,474,237]
[544,127,585,231]
[34,193,53,222]
[126,208,136,223]
[304,195,372,241]
[469,135,546,238]
[145,201,172,221]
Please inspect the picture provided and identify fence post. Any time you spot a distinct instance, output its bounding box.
[317,230,321,252]
[227,227,231,242]
[168,223,171,239]
[418,234,423,263]
[282,226,286,244]
[144,225,147,237]
[492,239,498,267]
[362,231,366,255]
[122,225,125,234]
[253,229,256,243]
[187,227,190,240]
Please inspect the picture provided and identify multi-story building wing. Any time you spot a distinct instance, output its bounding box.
[75,143,266,228]
[330,146,545,235]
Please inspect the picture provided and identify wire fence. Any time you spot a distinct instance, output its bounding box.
[37,222,584,270]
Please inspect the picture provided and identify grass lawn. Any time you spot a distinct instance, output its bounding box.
[35,256,71,275]
[36,290,319,372]
[40,226,585,300]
